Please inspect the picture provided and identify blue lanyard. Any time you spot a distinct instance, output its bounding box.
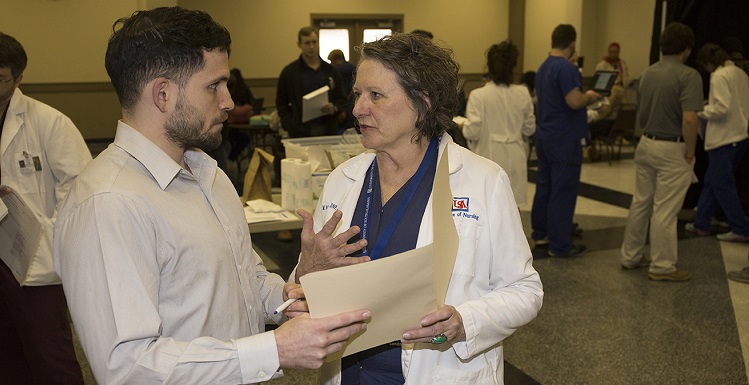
[360,137,439,260]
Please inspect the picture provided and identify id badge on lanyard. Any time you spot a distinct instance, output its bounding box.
[359,137,438,260]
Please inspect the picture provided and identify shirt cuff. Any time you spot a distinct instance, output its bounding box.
[236,331,281,383]
[452,306,474,360]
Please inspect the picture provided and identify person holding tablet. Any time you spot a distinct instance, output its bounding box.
[531,24,602,257]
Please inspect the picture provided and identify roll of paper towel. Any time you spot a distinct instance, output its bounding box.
[295,160,314,213]
[281,158,314,212]
[281,158,299,210]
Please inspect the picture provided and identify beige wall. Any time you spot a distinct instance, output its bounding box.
[522,0,654,81]
[2,0,655,139]
[593,0,654,81]
[523,0,584,74]
[0,0,139,83]
[179,0,509,78]
[1,0,509,83]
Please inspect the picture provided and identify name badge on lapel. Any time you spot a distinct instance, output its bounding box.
[16,151,42,174]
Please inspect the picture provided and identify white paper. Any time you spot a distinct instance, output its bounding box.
[245,199,284,213]
[302,85,330,123]
[244,206,293,224]
[0,186,43,281]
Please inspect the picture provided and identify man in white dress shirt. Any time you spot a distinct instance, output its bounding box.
[54,7,369,384]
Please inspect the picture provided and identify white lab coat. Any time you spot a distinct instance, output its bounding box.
[310,134,543,384]
[0,89,91,285]
[463,83,535,207]
[698,61,749,151]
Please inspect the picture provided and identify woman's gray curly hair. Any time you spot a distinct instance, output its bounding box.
[356,33,461,142]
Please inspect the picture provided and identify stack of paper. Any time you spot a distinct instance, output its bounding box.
[243,199,292,225]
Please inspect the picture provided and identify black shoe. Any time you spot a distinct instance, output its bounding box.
[549,244,587,258]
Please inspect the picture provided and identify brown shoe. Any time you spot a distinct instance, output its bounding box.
[648,270,690,281]
[277,230,293,242]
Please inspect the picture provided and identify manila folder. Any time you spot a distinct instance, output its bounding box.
[300,243,437,360]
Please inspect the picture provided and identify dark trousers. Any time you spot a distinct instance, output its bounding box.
[0,261,83,385]
[694,139,749,235]
[531,138,583,254]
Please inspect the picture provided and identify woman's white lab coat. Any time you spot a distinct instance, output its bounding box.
[463,82,536,207]
[310,134,543,384]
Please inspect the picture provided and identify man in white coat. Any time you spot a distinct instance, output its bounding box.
[0,32,91,384]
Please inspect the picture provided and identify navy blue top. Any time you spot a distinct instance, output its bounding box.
[535,55,588,142]
[348,152,437,258]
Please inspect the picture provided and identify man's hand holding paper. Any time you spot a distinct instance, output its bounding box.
[273,309,371,370]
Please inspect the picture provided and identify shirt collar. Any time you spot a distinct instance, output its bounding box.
[342,132,463,180]
[113,120,217,190]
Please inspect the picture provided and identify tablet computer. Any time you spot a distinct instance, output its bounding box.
[589,70,618,96]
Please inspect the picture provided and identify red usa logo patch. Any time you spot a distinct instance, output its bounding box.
[452,197,469,211]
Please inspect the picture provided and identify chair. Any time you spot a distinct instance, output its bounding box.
[589,103,637,164]
[251,97,264,116]
[605,103,637,162]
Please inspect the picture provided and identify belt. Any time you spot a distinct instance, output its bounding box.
[643,133,684,142]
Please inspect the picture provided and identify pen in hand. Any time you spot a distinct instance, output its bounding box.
[274,298,302,315]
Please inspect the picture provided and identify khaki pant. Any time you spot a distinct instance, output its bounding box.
[621,136,694,274]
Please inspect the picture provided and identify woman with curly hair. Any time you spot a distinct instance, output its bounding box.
[463,40,536,206]
[291,33,543,384]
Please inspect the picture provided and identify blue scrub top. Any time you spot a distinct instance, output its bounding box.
[348,150,437,259]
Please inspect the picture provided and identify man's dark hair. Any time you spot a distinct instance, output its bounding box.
[356,33,460,142]
[104,7,231,112]
[487,40,519,86]
[697,43,729,69]
[659,22,694,55]
[327,49,345,62]
[298,26,317,42]
[551,24,576,49]
[0,32,28,78]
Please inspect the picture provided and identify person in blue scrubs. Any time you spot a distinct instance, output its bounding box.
[531,24,602,257]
